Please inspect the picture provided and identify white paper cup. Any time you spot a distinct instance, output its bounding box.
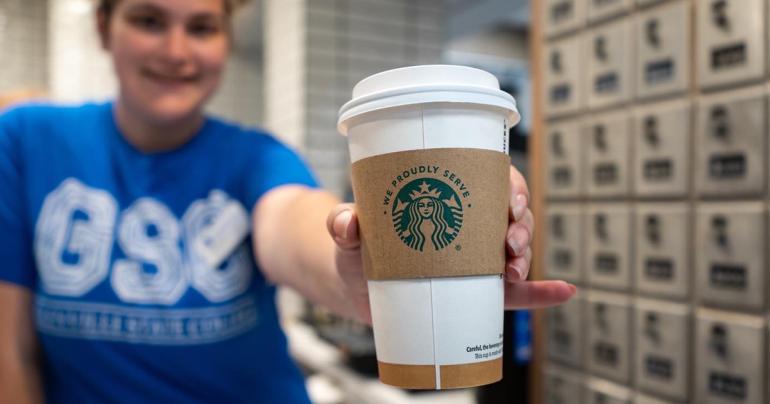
[338,65,520,390]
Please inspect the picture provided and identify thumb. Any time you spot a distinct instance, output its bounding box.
[326,203,360,250]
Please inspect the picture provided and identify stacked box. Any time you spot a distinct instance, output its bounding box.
[540,1,770,403]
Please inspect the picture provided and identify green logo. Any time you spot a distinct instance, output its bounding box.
[392,178,463,252]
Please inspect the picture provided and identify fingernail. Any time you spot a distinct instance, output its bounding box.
[514,264,526,280]
[508,228,527,256]
[507,236,520,256]
[335,210,353,240]
[568,283,577,293]
[513,194,527,222]
[507,263,524,281]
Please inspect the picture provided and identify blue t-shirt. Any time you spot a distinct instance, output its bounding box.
[0,102,317,404]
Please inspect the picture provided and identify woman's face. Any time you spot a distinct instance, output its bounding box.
[417,198,435,219]
[104,0,229,124]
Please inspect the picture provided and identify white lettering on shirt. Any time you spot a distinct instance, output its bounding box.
[35,178,252,306]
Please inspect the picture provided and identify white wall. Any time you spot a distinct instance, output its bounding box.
[0,0,49,94]
[49,0,117,103]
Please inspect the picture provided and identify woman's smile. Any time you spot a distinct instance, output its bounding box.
[141,68,200,87]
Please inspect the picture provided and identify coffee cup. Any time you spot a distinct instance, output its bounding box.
[337,65,520,389]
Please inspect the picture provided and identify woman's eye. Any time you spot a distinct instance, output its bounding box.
[189,22,221,37]
[130,15,165,31]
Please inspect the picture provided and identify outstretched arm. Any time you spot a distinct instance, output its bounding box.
[253,166,576,324]
[253,186,366,321]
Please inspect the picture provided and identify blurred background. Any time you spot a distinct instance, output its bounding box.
[7,0,770,403]
[0,0,532,403]
[541,1,770,404]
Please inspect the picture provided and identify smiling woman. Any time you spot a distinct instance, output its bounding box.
[0,0,328,403]
[96,0,233,152]
[0,1,570,403]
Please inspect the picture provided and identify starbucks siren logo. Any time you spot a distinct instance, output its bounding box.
[392,178,463,252]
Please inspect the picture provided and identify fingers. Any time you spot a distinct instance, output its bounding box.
[520,208,535,239]
[327,204,370,323]
[504,280,577,310]
[505,247,532,282]
[506,208,534,257]
[505,167,534,281]
[326,203,360,250]
[336,250,367,295]
[336,255,372,324]
[509,165,530,201]
[509,166,530,222]
[357,305,373,326]
[505,168,534,282]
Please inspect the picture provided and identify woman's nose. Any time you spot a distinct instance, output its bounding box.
[161,25,192,64]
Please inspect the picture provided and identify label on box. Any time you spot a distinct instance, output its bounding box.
[551,166,573,186]
[644,158,673,181]
[645,59,675,85]
[645,258,675,280]
[550,84,572,104]
[351,148,509,280]
[594,341,619,367]
[709,263,748,289]
[645,354,674,380]
[709,153,746,179]
[711,42,747,70]
[709,371,747,400]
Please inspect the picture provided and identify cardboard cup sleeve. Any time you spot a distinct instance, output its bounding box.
[351,148,510,280]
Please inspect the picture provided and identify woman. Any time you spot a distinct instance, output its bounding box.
[0,0,575,402]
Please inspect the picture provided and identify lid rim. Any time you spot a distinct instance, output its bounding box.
[337,84,519,134]
[352,64,500,98]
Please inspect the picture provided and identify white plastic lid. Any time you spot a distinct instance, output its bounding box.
[337,65,520,134]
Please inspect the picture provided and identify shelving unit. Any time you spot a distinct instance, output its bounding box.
[533,1,770,403]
